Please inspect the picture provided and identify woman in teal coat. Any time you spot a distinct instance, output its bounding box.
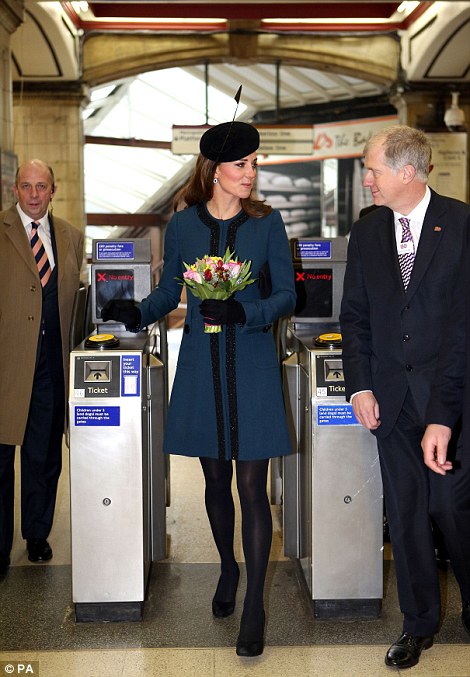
[102,120,296,657]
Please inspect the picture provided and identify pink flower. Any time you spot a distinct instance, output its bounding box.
[227,262,241,277]
[183,269,202,284]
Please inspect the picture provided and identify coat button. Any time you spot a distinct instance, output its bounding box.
[28,315,34,321]
[262,324,272,333]
[406,364,413,371]
[403,334,410,341]
[30,285,36,292]
[184,323,190,334]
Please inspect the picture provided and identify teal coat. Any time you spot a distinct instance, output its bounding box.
[139,203,296,461]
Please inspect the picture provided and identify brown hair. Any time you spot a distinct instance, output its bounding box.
[173,153,271,218]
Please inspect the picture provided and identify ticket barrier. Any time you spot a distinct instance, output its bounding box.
[68,239,168,622]
[282,237,383,618]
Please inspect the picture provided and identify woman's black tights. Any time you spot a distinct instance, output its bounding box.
[200,457,272,636]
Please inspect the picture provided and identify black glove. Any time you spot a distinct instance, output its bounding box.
[101,299,142,330]
[200,298,246,325]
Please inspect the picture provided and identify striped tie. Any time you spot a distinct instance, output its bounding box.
[30,221,52,287]
[398,217,414,290]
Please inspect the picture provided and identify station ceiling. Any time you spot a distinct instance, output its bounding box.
[10,2,470,239]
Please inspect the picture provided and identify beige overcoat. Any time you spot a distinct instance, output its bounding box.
[0,205,84,445]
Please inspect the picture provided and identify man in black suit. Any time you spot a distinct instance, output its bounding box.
[340,125,470,669]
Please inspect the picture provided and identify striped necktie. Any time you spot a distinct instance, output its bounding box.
[30,221,52,287]
[398,217,414,290]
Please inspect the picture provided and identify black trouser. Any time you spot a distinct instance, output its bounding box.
[0,342,64,557]
[378,390,470,636]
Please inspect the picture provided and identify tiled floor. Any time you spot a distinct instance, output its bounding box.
[1,329,470,676]
[3,645,470,677]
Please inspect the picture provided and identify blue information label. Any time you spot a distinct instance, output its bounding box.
[295,240,331,260]
[121,354,141,397]
[96,241,135,260]
[317,404,359,426]
[74,406,120,426]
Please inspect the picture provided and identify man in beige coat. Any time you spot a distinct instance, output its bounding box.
[0,159,83,574]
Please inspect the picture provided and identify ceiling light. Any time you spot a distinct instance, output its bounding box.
[71,1,89,13]
[397,2,420,13]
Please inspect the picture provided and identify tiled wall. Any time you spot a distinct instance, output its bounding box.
[13,92,86,232]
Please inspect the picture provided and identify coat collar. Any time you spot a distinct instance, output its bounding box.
[51,213,71,284]
[3,205,71,283]
[3,205,37,276]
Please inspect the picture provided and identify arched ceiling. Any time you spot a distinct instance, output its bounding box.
[9,1,470,237]
[11,2,470,93]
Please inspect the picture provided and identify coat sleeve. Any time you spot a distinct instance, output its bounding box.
[138,213,183,328]
[241,210,296,332]
[339,224,374,400]
[425,242,468,427]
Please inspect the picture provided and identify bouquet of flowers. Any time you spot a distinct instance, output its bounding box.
[180,247,255,333]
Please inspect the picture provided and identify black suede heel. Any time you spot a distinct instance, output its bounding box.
[236,610,265,657]
[212,565,240,618]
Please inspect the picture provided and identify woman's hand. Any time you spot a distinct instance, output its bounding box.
[200,298,246,325]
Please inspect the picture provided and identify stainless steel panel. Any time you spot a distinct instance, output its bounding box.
[282,331,383,605]
[69,348,147,603]
[311,409,382,599]
[282,354,301,558]
[146,353,167,561]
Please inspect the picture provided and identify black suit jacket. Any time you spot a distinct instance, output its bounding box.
[340,189,470,439]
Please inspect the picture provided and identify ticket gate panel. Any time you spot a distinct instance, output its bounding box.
[311,419,382,600]
[70,349,148,603]
[68,239,168,622]
[283,332,383,618]
[146,353,167,561]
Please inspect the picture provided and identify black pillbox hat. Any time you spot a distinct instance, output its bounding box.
[199,121,260,163]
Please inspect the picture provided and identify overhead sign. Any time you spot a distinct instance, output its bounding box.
[172,124,314,156]
[258,126,314,155]
[172,116,398,158]
[312,116,399,160]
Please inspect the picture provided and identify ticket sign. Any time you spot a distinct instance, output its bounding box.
[96,241,135,260]
[317,404,359,426]
[74,406,120,426]
[121,354,141,397]
[294,240,332,260]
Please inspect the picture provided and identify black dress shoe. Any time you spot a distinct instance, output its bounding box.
[236,611,265,658]
[462,600,470,636]
[27,538,52,563]
[385,633,433,669]
[212,566,240,618]
[0,555,10,575]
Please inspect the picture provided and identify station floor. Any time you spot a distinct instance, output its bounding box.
[1,330,470,676]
